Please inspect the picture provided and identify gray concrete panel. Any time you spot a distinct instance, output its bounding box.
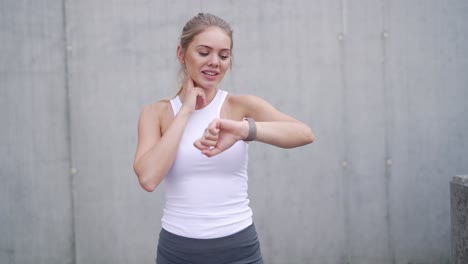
[386,1,468,263]
[338,1,391,263]
[64,1,190,263]
[0,0,74,263]
[0,74,73,262]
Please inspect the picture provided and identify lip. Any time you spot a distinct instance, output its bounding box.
[201,70,219,81]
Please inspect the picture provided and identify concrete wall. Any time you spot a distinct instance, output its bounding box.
[0,0,74,263]
[1,0,468,263]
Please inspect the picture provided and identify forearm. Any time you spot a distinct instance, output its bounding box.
[254,121,314,148]
[134,109,191,191]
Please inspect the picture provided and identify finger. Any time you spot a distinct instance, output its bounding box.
[203,134,218,141]
[193,139,206,151]
[208,119,221,133]
[208,126,219,136]
[202,129,218,141]
[193,88,206,105]
[196,94,206,107]
[200,137,217,148]
[204,125,219,137]
[202,146,223,157]
[193,138,217,151]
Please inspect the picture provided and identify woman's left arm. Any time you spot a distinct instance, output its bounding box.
[194,94,314,157]
[242,95,314,148]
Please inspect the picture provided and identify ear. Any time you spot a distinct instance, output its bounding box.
[176,45,185,64]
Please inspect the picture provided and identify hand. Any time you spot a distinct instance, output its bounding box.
[194,119,249,157]
[179,75,206,112]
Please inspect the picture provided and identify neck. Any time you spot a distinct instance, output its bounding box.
[203,87,218,103]
[179,87,218,110]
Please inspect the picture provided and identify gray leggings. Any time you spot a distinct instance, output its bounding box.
[156,224,264,264]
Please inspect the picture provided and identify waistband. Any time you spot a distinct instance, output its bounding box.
[156,224,263,264]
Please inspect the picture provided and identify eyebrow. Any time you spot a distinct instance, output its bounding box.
[195,45,231,52]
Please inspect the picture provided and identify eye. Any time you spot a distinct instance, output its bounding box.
[219,54,230,60]
[198,52,209,57]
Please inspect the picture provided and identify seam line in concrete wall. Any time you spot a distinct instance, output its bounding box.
[338,0,350,263]
[380,0,396,263]
[61,0,77,263]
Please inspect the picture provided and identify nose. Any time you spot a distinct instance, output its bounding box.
[208,54,219,67]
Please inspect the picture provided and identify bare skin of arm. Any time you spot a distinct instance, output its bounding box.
[133,103,190,192]
[133,78,207,192]
[194,94,314,157]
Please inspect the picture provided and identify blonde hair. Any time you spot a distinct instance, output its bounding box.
[176,13,233,95]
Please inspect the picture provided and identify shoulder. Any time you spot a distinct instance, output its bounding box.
[138,99,172,124]
[140,99,171,116]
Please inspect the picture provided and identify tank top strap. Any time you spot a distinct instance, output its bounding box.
[216,90,228,117]
[169,95,182,116]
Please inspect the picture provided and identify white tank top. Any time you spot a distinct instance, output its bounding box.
[161,89,253,239]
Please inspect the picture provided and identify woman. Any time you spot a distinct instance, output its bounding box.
[133,13,314,264]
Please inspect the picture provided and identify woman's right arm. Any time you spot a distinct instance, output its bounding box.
[133,77,206,192]
[133,103,191,192]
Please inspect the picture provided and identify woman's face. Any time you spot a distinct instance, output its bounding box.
[180,26,231,90]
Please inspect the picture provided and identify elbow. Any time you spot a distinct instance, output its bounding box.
[307,131,315,144]
[137,174,158,192]
[303,126,315,145]
[133,165,158,192]
[140,181,157,192]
